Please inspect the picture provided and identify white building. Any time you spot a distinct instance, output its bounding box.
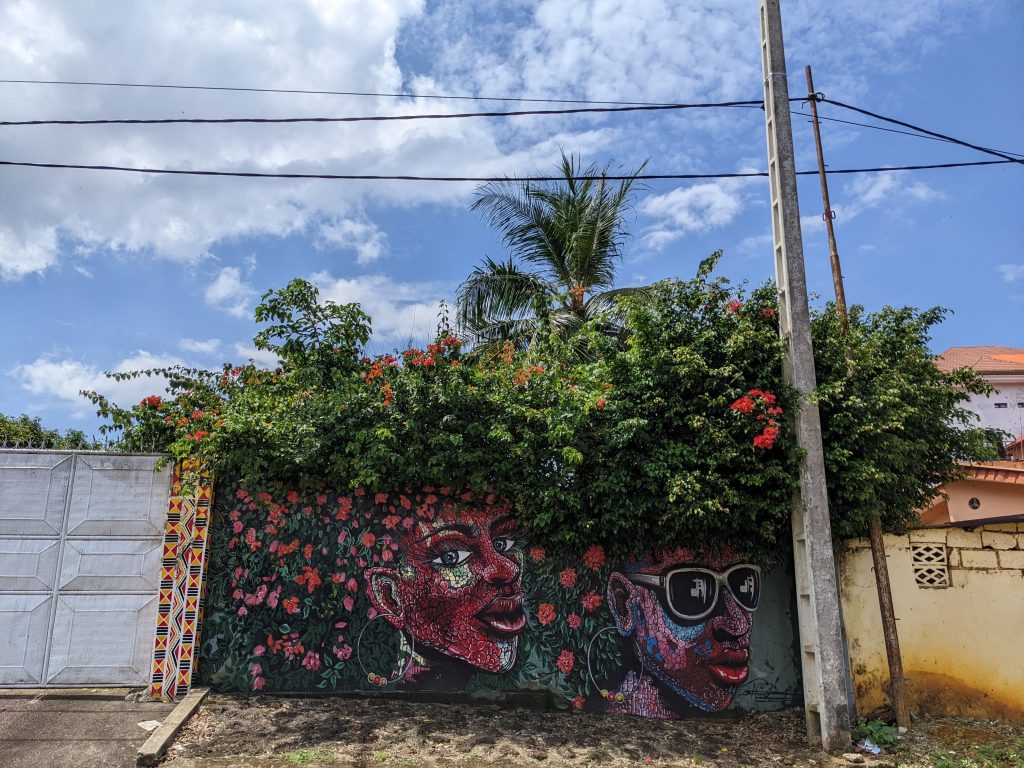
[936,346,1024,449]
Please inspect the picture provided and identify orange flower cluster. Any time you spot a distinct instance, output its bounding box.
[512,365,545,386]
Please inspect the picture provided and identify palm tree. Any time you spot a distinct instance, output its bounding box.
[456,153,649,357]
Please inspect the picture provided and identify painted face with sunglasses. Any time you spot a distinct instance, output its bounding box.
[606,548,760,716]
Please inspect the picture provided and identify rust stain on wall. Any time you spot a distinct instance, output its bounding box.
[907,670,1024,723]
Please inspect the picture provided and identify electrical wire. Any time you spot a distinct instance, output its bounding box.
[819,97,1024,165]
[0,78,693,107]
[0,158,1012,182]
[791,110,1024,159]
[0,100,762,127]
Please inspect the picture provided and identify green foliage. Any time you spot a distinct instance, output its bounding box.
[0,412,98,449]
[812,303,995,538]
[86,259,994,560]
[854,718,899,750]
[84,260,799,564]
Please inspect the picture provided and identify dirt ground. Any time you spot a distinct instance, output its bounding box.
[162,694,1024,768]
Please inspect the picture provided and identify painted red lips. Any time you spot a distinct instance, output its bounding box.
[704,648,750,686]
[476,594,526,638]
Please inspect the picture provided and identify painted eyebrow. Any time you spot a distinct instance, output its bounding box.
[488,514,519,533]
[415,522,477,543]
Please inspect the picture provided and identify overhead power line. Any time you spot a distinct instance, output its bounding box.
[792,110,1024,159]
[0,158,1013,182]
[0,100,763,127]
[0,77,679,107]
[819,97,1024,165]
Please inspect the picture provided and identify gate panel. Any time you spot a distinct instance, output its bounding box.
[45,593,158,685]
[0,450,170,688]
[66,455,169,538]
[0,593,51,685]
[0,539,60,591]
[0,453,72,536]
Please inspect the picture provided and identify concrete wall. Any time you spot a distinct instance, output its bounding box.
[840,524,1024,722]
[198,482,803,718]
[965,376,1024,442]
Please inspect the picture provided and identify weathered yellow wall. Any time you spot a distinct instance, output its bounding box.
[840,524,1024,722]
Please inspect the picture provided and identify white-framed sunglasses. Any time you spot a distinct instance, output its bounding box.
[626,564,761,622]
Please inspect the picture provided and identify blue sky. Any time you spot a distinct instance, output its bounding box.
[1,0,1022,435]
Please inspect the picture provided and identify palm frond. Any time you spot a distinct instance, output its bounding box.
[455,257,555,339]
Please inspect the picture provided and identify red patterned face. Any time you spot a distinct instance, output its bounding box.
[608,548,754,712]
[365,507,526,673]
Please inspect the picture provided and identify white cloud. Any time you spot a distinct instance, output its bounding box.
[735,232,774,258]
[0,0,978,282]
[232,343,280,369]
[205,267,257,318]
[311,272,446,344]
[0,225,58,280]
[180,338,222,355]
[998,264,1024,283]
[11,350,185,414]
[316,216,388,264]
[638,179,750,250]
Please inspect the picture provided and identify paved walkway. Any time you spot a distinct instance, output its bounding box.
[0,688,176,768]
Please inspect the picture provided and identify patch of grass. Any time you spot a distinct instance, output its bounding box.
[928,737,1024,768]
[373,753,389,763]
[283,746,335,765]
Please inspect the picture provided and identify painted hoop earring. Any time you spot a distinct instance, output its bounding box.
[586,625,644,703]
[356,613,416,687]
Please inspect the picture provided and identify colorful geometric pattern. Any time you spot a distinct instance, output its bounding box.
[147,460,215,701]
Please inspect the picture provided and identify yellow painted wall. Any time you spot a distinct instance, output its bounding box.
[840,524,1024,722]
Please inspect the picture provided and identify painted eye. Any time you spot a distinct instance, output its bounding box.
[492,536,518,554]
[431,549,471,566]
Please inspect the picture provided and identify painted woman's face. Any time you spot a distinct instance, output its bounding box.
[365,507,526,673]
[608,548,755,712]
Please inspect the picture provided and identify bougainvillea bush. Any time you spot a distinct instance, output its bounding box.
[87,255,802,563]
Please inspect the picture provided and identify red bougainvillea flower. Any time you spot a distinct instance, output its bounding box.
[530,547,546,562]
[596,397,607,410]
[361,532,376,548]
[573,695,585,711]
[582,590,603,613]
[567,612,582,630]
[559,568,577,588]
[282,596,300,614]
[139,395,162,408]
[582,545,605,570]
[727,299,743,314]
[730,396,755,414]
[252,676,265,691]
[537,603,556,626]
[286,490,300,504]
[556,649,575,676]
[753,425,781,450]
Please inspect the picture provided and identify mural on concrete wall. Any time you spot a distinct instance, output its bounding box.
[199,484,798,717]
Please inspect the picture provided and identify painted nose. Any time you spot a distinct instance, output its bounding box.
[711,592,752,639]
[481,546,520,586]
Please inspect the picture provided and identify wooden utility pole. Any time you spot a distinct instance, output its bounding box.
[759,0,852,752]
[804,64,911,731]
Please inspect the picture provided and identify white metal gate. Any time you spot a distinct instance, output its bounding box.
[0,451,170,687]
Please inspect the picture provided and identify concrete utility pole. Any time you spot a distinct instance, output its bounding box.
[804,64,911,731]
[759,0,852,752]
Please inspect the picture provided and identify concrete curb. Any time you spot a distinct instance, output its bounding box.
[137,687,209,767]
